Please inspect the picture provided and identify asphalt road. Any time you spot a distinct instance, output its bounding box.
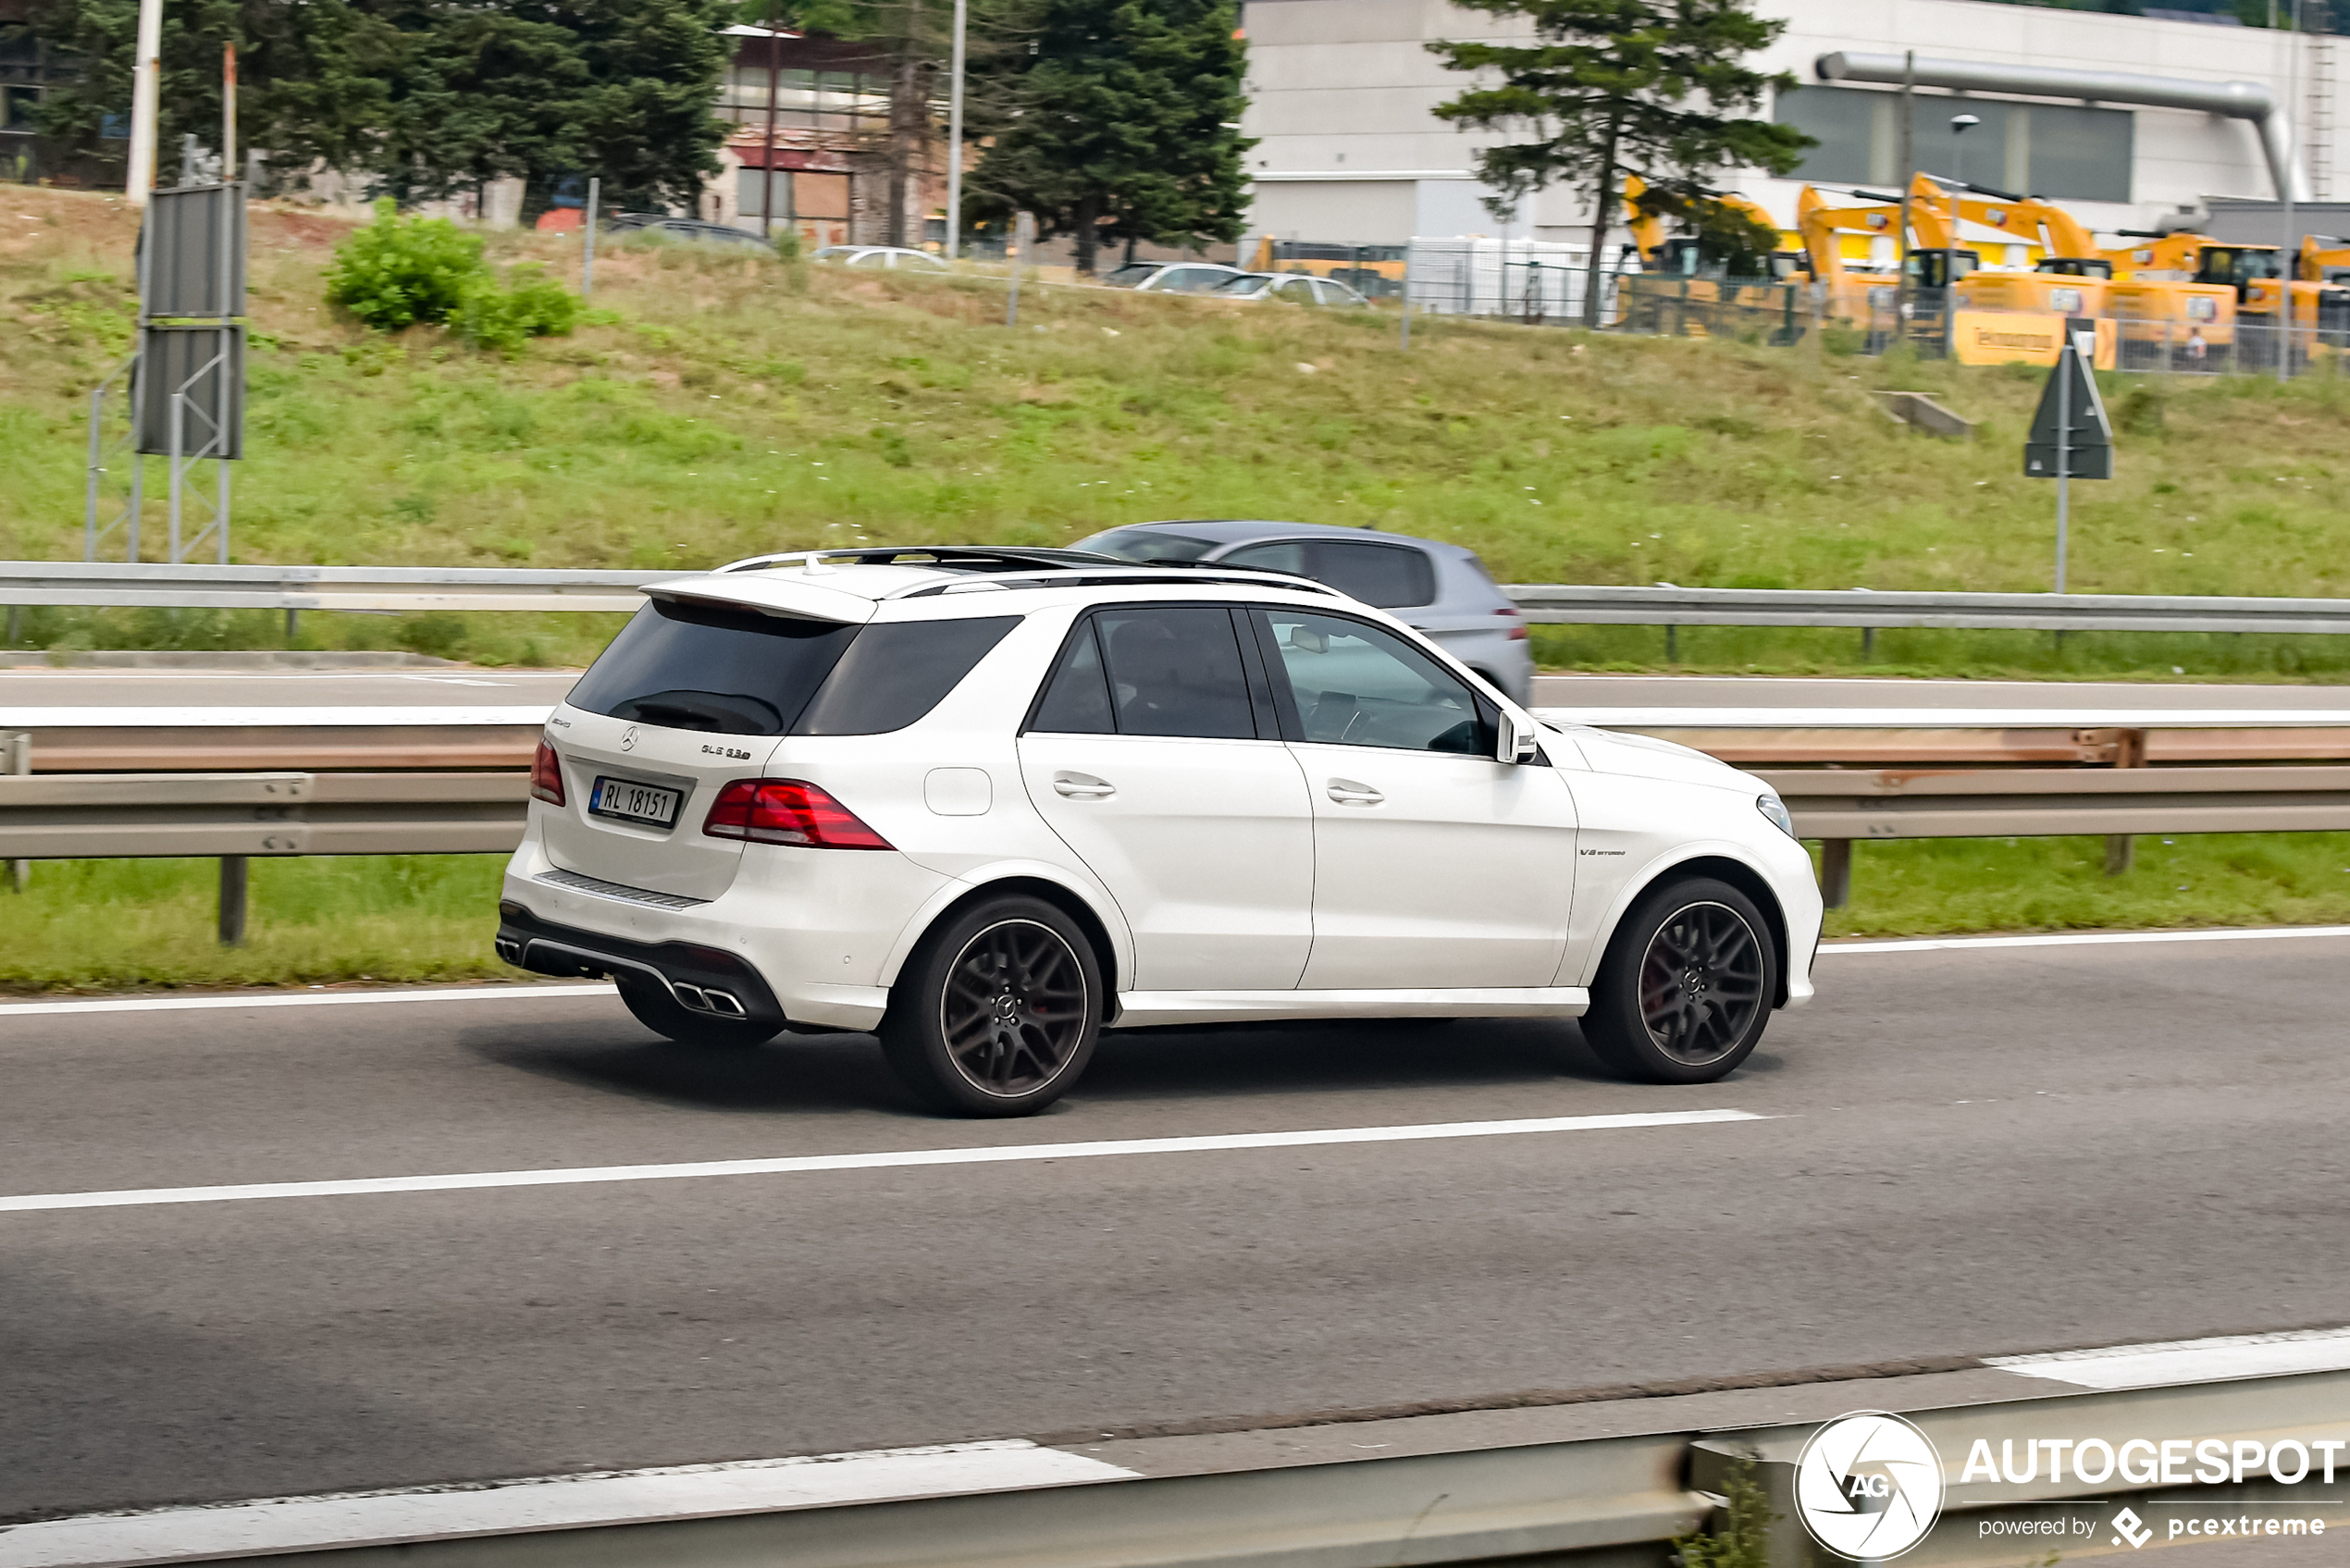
[2,665,2345,711]
[3,931,2346,1523]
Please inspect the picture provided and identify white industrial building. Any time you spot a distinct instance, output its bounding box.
[1238,0,2344,255]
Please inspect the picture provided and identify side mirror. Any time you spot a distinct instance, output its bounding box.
[1497,710,1540,765]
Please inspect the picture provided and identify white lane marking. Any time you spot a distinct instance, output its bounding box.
[0,1440,1136,1568]
[0,1111,1765,1216]
[1988,1327,2350,1391]
[1822,926,2350,956]
[0,984,613,1019]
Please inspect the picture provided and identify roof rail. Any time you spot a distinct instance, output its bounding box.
[713,546,1122,576]
[897,567,1338,599]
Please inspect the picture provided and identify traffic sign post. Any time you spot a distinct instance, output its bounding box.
[2023,322,2114,593]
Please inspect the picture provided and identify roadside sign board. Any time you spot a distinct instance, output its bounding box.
[2024,329,2114,481]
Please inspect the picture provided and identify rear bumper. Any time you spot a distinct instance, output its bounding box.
[496,903,789,1029]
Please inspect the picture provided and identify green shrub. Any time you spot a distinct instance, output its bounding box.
[325,199,487,330]
[457,264,583,352]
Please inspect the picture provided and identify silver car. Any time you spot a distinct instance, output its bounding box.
[1211,273,1372,307]
[1072,521,1533,704]
[1098,262,1243,294]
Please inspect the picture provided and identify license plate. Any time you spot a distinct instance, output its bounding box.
[588,776,683,828]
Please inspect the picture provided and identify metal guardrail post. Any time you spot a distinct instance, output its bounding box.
[217,854,247,945]
[2,731,26,892]
[2104,725,2148,875]
[1819,838,1852,909]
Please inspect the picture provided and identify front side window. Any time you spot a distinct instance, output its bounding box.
[1029,607,1257,739]
[1260,610,1485,755]
[1156,267,1231,294]
[1102,264,1158,288]
[566,599,860,735]
[1077,526,1219,563]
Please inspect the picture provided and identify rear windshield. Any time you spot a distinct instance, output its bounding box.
[566,599,858,735]
[1080,526,1219,563]
[567,600,1020,737]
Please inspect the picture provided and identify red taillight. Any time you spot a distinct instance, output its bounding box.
[702,779,893,850]
[1496,606,1528,642]
[530,741,566,806]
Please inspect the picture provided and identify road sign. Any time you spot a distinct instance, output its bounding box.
[2022,327,2113,592]
[2024,328,2113,481]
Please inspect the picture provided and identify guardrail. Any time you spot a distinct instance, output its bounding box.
[10,705,2350,931]
[18,562,2350,639]
[36,1367,2350,1568]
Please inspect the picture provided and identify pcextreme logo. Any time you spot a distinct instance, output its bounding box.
[1794,1412,1947,1562]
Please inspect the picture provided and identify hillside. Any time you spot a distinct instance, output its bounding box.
[6,184,2350,675]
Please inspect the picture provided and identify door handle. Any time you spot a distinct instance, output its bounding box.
[1053,772,1116,799]
[1326,779,1383,806]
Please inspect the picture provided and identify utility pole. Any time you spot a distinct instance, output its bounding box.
[946,0,967,260]
[762,2,782,241]
[126,0,164,204]
[2282,0,2305,382]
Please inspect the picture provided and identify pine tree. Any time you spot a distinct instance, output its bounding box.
[966,0,1250,276]
[23,0,728,211]
[1429,0,1811,326]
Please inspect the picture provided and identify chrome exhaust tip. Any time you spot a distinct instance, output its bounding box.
[673,982,712,1012]
[701,989,747,1018]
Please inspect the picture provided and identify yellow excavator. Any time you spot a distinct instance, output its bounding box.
[1792,184,1907,330]
[2104,228,2339,361]
[1900,173,2229,362]
[1616,175,1805,335]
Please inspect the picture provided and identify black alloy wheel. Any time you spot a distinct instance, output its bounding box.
[881,895,1103,1116]
[1637,901,1768,1066]
[1579,876,1778,1085]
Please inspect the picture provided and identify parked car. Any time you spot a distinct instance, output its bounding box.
[1098,261,1243,294]
[812,246,950,271]
[498,545,1818,1115]
[1074,521,1534,705]
[607,216,775,251]
[1212,272,1372,307]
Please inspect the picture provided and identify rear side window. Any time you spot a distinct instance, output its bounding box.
[1028,608,1256,740]
[794,616,1020,735]
[566,599,859,735]
[1312,541,1436,609]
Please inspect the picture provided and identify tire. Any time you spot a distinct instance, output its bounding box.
[1579,876,1777,1085]
[880,896,1104,1117]
[617,978,782,1048]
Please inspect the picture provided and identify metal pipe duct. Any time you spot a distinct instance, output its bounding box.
[1816,51,2310,203]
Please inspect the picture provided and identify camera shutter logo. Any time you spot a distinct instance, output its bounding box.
[1794,1412,1946,1561]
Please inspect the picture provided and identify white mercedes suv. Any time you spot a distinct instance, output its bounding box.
[497,547,1820,1116]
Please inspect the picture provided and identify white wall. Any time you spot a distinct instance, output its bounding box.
[1239,0,2339,247]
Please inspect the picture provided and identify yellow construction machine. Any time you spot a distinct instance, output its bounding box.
[1616,176,1805,336]
[1791,184,1905,330]
[2104,229,2337,361]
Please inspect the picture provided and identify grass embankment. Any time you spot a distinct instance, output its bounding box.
[9,185,2350,676]
[9,190,2350,990]
[9,835,2350,994]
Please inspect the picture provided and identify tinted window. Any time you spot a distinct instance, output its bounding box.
[1030,621,1115,734]
[566,599,858,735]
[1102,264,1157,287]
[1079,526,1219,563]
[1311,541,1437,609]
[1221,540,1307,575]
[1097,607,1255,739]
[794,616,1020,735]
[1261,610,1484,754]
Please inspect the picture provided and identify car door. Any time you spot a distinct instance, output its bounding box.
[1018,605,1316,992]
[1252,606,1577,991]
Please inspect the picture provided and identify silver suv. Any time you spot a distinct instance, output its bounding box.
[1074,521,1533,704]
